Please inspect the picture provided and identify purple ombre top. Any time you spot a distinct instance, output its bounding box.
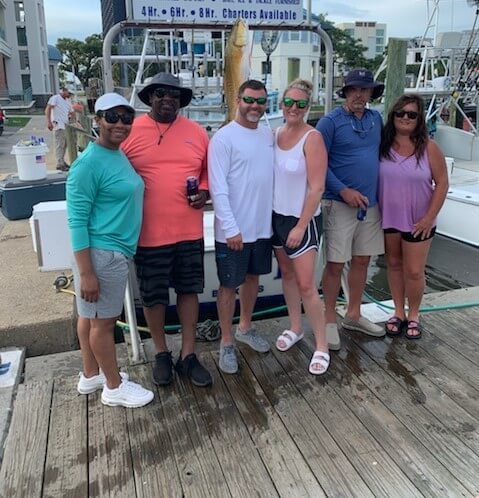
[378,148,435,232]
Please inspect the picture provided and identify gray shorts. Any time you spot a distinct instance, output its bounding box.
[321,200,384,263]
[72,248,130,319]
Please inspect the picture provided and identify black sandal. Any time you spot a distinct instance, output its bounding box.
[405,320,422,340]
[385,316,406,337]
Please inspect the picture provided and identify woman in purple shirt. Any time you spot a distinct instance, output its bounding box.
[379,94,448,339]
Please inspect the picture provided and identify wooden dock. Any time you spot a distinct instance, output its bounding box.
[1,307,479,497]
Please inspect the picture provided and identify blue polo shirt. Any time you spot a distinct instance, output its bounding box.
[316,107,382,207]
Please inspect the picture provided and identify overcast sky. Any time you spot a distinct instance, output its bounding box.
[43,0,475,44]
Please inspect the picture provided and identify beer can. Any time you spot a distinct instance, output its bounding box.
[357,207,367,221]
[186,176,199,197]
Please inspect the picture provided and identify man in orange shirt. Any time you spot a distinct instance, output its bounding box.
[122,73,212,387]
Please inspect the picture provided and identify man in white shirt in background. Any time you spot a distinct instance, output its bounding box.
[208,79,274,374]
[45,87,74,171]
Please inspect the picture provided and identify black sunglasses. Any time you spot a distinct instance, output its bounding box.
[283,97,309,109]
[100,110,135,125]
[153,87,182,99]
[394,110,418,119]
[241,95,268,105]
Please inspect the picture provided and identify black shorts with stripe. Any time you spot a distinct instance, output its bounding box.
[134,239,204,307]
[272,211,322,258]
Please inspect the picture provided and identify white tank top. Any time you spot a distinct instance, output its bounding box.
[273,128,321,218]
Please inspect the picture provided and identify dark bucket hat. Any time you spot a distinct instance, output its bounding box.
[337,68,384,100]
[138,73,193,108]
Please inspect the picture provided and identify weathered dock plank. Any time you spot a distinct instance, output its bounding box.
[190,353,279,497]
[239,344,374,498]
[352,335,479,455]
[157,355,232,498]
[42,376,88,498]
[125,364,183,498]
[270,344,421,498]
[88,389,136,497]
[293,338,471,497]
[0,380,53,498]
[366,334,479,420]
[338,331,479,496]
[212,350,325,497]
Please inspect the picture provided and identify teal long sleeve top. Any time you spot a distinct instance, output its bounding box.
[66,141,144,258]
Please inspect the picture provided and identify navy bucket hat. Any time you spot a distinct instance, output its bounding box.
[337,68,384,100]
[138,73,193,108]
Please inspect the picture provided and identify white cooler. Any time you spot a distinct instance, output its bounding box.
[30,200,73,271]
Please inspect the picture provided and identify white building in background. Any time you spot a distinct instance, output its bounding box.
[336,21,387,60]
[250,29,321,98]
[0,0,51,107]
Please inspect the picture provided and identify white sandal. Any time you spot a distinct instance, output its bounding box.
[275,330,304,352]
[309,350,330,375]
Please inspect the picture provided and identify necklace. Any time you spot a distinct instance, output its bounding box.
[154,119,175,145]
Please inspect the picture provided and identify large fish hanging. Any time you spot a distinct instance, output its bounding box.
[223,19,252,123]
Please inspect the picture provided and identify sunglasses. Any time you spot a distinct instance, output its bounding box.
[153,87,182,99]
[350,116,375,138]
[100,110,135,125]
[394,110,418,119]
[241,95,268,105]
[282,97,309,109]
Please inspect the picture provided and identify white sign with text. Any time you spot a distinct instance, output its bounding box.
[131,0,303,24]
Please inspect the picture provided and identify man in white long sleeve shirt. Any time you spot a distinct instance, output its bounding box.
[208,80,274,374]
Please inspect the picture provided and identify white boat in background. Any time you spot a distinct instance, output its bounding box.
[434,125,479,247]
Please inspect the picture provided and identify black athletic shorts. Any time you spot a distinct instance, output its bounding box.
[134,239,204,307]
[384,226,436,243]
[272,212,322,258]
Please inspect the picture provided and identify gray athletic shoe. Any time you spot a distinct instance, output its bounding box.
[219,344,238,374]
[234,326,270,353]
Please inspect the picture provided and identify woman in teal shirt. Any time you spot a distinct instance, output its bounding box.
[67,93,153,408]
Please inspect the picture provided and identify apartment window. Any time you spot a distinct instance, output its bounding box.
[21,74,31,91]
[345,29,354,37]
[376,29,385,36]
[290,32,300,42]
[17,27,27,46]
[301,32,309,43]
[282,32,289,43]
[376,37,384,45]
[19,50,29,70]
[14,2,25,23]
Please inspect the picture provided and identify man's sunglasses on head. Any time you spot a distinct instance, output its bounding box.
[282,97,309,109]
[153,87,182,99]
[241,96,268,105]
[99,110,135,125]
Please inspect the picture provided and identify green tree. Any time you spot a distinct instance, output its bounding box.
[56,34,103,89]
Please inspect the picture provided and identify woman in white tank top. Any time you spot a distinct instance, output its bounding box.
[272,79,330,375]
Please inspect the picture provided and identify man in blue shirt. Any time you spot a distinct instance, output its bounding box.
[316,68,386,350]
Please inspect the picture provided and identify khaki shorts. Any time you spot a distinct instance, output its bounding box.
[321,200,384,263]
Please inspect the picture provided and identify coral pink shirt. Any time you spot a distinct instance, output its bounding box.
[122,114,209,247]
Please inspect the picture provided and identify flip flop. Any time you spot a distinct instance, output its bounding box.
[405,320,422,340]
[275,330,304,352]
[385,316,406,337]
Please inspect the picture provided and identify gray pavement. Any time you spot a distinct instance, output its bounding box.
[0,116,76,356]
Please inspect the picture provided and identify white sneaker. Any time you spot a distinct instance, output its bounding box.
[101,379,154,408]
[77,370,129,395]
